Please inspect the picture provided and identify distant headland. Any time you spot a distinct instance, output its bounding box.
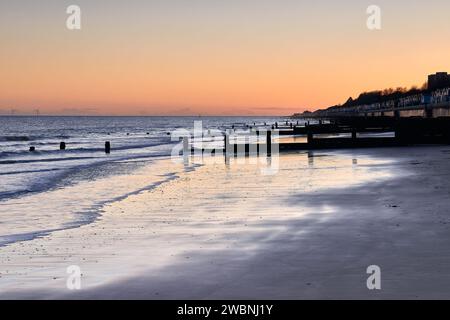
[294,72,450,119]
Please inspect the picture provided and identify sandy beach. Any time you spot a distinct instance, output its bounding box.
[1,146,450,299]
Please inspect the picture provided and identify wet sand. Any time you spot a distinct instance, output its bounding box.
[2,146,450,299]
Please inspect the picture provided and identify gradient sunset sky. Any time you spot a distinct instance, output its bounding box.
[1,0,450,116]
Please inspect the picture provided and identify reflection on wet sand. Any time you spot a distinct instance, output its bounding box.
[0,150,395,298]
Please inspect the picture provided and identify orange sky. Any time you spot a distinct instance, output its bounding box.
[1,0,450,116]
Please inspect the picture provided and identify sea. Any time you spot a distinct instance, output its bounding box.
[0,116,286,247]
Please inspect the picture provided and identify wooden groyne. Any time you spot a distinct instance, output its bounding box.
[189,117,450,155]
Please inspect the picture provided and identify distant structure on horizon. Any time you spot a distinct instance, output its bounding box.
[428,72,450,91]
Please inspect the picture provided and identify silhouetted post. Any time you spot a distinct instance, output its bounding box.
[275,122,278,129]
[223,132,229,154]
[307,130,313,144]
[29,146,35,152]
[60,142,66,150]
[290,123,293,129]
[352,130,357,140]
[319,120,323,125]
[105,141,111,154]
[224,132,231,163]
[266,130,272,156]
[224,132,232,155]
[308,151,314,167]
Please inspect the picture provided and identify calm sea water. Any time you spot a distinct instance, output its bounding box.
[0,116,284,246]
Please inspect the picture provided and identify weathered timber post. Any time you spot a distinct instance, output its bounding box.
[60,142,66,150]
[307,130,313,144]
[224,131,233,156]
[105,141,111,154]
[266,130,272,156]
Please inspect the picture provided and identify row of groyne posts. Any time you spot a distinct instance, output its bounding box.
[29,141,112,153]
[179,120,324,158]
[188,117,450,155]
[26,120,296,154]
[26,117,450,154]
[182,128,274,158]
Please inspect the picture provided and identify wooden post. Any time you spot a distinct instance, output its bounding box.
[60,142,66,150]
[224,133,227,154]
[307,130,313,144]
[351,130,357,140]
[29,146,35,152]
[266,130,272,156]
[224,132,231,155]
[105,141,111,154]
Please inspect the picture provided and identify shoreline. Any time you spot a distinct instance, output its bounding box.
[1,146,450,299]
